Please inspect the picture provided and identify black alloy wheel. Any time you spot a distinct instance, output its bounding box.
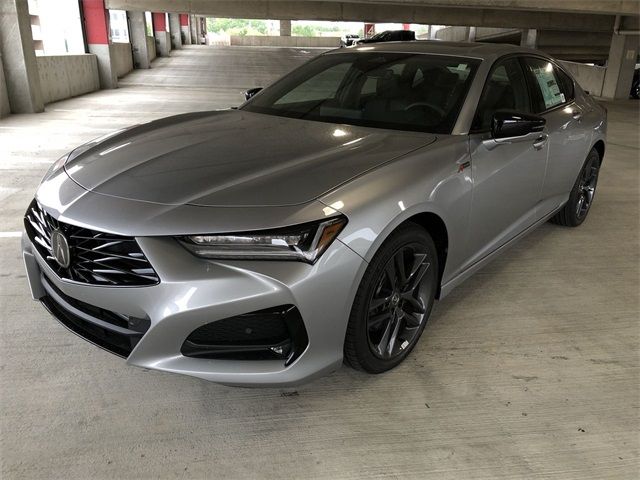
[575,153,600,221]
[551,148,601,227]
[344,223,438,373]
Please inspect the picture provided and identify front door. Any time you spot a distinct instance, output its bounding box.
[464,56,548,269]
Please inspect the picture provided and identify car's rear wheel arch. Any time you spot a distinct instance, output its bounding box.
[399,212,448,298]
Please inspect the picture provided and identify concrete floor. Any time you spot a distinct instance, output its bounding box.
[1,46,638,479]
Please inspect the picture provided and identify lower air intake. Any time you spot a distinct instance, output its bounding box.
[181,305,308,365]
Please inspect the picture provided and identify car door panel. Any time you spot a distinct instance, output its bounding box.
[462,56,547,272]
[464,132,547,270]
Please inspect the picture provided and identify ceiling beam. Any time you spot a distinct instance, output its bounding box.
[106,0,618,32]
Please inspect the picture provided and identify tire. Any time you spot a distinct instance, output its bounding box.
[344,223,439,373]
[550,148,601,227]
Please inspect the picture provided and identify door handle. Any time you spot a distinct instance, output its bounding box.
[533,133,549,150]
[572,110,583,121]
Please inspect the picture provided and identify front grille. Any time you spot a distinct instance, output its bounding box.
[181,305,309,365]
[40,274,151,358]
[24,200,159,286]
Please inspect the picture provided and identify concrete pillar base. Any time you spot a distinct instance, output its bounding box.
[0,53,10,117]
[128,11,151,69]
[169,13,182,50]
[155,31,171,56]
[88,44,118,89]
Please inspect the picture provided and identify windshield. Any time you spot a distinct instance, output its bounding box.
[241,52,480,134]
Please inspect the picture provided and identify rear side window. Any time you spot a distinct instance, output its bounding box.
[523,57,573,112]
[472,57,531,131]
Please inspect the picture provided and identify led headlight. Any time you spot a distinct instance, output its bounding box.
[40,152,70,183]
[179,216,347,264]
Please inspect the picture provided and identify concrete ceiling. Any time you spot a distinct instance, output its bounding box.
[105,0,640,16]
[106,0,639,32]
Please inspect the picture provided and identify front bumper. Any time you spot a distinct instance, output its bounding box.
[22,232,366,387]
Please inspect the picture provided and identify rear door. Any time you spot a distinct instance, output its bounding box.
[465,56,548,268]
[521,57,592,216]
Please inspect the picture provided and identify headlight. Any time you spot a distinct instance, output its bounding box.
[179,216,347,264]
[46,152,70,176]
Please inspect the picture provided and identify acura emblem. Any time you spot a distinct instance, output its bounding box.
[51,229,71,269]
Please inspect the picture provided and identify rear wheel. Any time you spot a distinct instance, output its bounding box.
[344,224,438,373]
[550,148,601,227]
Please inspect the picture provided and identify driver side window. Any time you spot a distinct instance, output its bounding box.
[473,57,531,131]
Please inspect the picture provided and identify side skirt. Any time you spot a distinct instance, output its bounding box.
[439,206,563,299]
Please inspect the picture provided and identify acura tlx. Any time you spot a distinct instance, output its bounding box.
[22,41,606,386]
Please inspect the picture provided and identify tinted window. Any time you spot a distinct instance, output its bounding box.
[473,57,530,131]
[242,53,480,134]
[556,67,575,101]
[524,57,572,112]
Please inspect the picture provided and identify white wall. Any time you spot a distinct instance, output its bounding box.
[230,35,341,48]
[0,52,10,117]
[560,60,607,97]
[36,54,100,104]
[112,42,134,78]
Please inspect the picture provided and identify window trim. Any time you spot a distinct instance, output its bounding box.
[469,53,534,134]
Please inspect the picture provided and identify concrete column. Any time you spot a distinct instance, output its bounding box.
[81,0,117,89]
[468,26,477,42]
[168,13,182,49]
[152,12,171,56]
[521,28,537,48]
[0,0,44,113]
[189,14,197,44]
[194,15,202,44]
[127,11,150,69]
[0,52,11,117]
[602,33,639,99]
[280,19,292,36]
[180,14,191,45]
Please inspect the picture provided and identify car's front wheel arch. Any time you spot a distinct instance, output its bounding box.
[401,213,448,299]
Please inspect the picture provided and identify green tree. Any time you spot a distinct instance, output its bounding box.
[292,24,316,37]
[207,18,269,35]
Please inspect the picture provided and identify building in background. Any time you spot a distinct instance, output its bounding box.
[28,0,84,55]
[109,9,129,43]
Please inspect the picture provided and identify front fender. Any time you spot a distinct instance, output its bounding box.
[322,136,473,287]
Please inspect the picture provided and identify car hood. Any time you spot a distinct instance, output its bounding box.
[64,109,436,207]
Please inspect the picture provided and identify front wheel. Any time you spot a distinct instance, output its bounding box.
[344,223,438,373]
[550,148,601,227]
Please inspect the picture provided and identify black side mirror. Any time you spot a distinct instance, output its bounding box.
[244,87,263,101]
[491,111,545,139]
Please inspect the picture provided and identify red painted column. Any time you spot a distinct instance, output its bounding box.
[81,0,116,88]
[82,0,109,44]
[179,14,192,45]
[152,12,171,56]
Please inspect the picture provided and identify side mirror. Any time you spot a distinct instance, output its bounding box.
[491,111,545,139]
[244,87,263,101]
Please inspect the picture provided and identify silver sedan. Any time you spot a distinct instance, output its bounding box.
[22,41,606,386]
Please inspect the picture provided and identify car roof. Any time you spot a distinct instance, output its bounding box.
[326,40,544,61]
